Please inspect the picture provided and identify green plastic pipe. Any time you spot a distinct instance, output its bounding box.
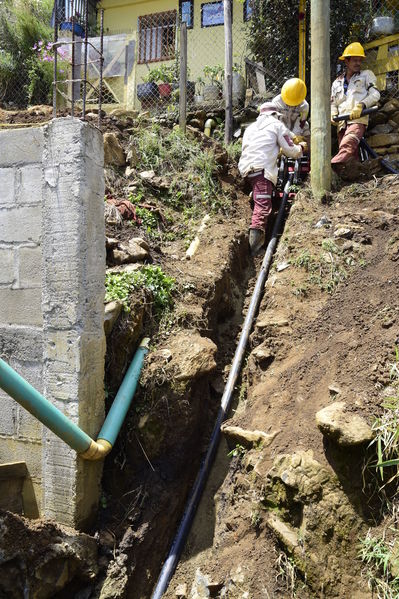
[0,337,150,460]
[0,357,92,453]
[98,337,150,446]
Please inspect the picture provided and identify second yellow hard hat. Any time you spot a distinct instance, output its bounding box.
[339,42,365,60]
[281,78,307,106]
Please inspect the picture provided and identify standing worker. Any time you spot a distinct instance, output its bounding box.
[271,78,310,148]
[331,42,380,173]
[238,103,306,255]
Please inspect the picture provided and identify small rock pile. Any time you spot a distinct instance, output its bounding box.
[366,97,399,168]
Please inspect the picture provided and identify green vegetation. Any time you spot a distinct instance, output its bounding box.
[290,240,350,295]
[369,348,399,480]
[105,266,175,314]
[359,531,399,599]
[0,0,63,106]
[128,126,231,216]
[227,444,247,459]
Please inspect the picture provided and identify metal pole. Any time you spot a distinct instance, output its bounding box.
[298,0,306,81]
[310,0,331,199]
[151,175,294,599]
[224,0,233,144]
[179,22,187,133]
[71,0,75,116]
[82,0,89,119]
[53,0,58,119]
[98,8,104,128]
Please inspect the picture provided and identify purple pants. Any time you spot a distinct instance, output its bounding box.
[247,171,273,231]
[331,123,367,164]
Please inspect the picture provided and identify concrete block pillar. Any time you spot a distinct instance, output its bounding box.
[42,118,106,528]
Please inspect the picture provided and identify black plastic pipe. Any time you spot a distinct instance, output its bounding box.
[151,173,294,599]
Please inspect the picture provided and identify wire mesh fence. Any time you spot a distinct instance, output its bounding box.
[3,0,399,119]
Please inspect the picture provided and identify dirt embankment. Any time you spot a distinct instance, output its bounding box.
[165,175,399,598]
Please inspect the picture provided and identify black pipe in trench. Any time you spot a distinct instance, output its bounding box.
[151,173,295,598]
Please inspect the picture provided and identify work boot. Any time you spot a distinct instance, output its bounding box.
[249,228,265,256]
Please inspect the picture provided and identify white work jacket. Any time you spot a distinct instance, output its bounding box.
[238,113,303,185]
[271,94,310,137]
[331,69,380,130]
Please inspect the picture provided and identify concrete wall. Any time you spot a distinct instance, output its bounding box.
[0,118,106,528]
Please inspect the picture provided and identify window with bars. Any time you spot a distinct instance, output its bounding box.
[138,10,177,64]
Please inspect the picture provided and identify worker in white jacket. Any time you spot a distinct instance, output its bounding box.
[331,41,380,169]
[238,102,306,255]
[271,78,310,146]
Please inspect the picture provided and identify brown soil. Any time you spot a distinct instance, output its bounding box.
[2,106,399,599]
[163,176,399,598]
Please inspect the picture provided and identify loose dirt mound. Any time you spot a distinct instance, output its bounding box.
[165,175,399,598]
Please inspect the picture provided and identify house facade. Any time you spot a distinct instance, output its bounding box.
[96,0,251,109]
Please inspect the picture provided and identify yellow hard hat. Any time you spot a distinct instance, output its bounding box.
[281,78,307,106]
[339,42,365,60]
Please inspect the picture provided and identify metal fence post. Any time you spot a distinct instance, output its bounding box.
[179,22,187,134]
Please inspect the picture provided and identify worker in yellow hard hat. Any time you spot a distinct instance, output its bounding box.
[331,42,380,174]
[271,78,310,149]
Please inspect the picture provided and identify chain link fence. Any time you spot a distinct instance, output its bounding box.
[4,0,399,119]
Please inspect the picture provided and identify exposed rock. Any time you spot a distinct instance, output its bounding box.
[391,111,399,126]
[0,511,98,599]
[106,263,142,275]
[140,170,156,181]
[316,401,373,445]
[367,132,399,148]
[190,569,210,598]
[104,203,123,227]
[103,133,126,167]
[221,424,278,448]
[111,240,148,264]
[106,237,119,249]
[167,331,217,381]
[267,513,300,552]
[109,108,139,120]
[382,98,399,114]
[369,111,388,127]
[369,123,393,135]
[251,343,274,363]
[104,300,123,336]
[131,237,150,252]
[334,226,353,239]
[388,119,398,130]
[256,313,289,328]
[175,583,188,597]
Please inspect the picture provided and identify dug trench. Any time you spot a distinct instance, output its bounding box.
[162,176,399,598]
[1,108,399,598]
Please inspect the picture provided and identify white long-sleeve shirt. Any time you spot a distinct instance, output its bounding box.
[331,69,380,130]
[271,94,310,137]
[238,113,303,185]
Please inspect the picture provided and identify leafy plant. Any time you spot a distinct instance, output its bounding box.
[0,0,58,106]
[369,347,399,480]
[359,531,399,599]
[203,64,224,89]
[105,266,175,314]
[143,63,176,84]
[227,444,247,459]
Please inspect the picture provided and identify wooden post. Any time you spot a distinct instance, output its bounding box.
[298,0,306,81]
[224,0,233,144]
[179,22,187,134]
[310,0,331,199]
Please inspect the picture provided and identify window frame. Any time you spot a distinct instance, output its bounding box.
[201,1,232,28]
[179,0,194,29]
[137,9,177,65]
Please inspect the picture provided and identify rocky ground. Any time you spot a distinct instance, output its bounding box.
[1,104,399,599]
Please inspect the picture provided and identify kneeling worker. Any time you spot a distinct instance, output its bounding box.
[238,103,306,255]
[331,42,380,170]
[271,77,310,149]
